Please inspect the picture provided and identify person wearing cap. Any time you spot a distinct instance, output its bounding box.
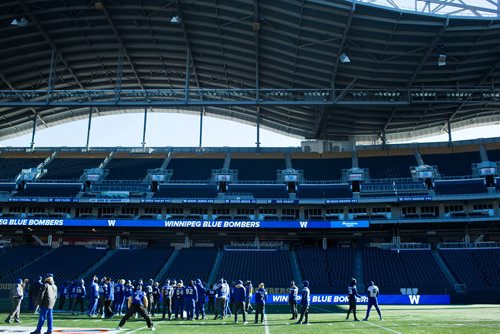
[296,280,310,325]
[194,279,207,320]
[116,284,155,331]
[346,277,361,321]
[30,273,58,334]
[288,280,298,320]
[213,278,227,320]
[254,283,267,324]
[364,281,382,321]
[161,279,174,320]
[173,280,185,320]
[233,280,247,324]
[5,278,24,324]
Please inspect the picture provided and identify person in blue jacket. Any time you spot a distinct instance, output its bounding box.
[72,279,86,314]
[194,279,206,320]
[296,280,310,325]
[173,280,185,320]
[254,283,267,324]
[58,281,69,311]
[184,280,198,320]
[122,280,134,314]
[87,276,99,317]
[232,280,247,324]
[113,279,125,316]
[68,281,77,311]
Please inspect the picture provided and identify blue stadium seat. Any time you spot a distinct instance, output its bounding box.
[42,157,104,180]
[153,184,218,198]
[105,158,165,180]
[0,157,48,181]
[168,158,224,181]
[292,158,351,181]
[423,151,481,177]
[230,159,285,181]
[226,184,289,198]
[14,183,82,198]
[0,245,50,278]
[359,155,415,179]
[434,179,487,195]
[161,248,218,283]
[297,184,352,199]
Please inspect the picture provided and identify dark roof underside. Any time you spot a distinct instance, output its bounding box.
[0,0,500,142]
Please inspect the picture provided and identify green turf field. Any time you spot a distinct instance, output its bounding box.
[1,305,499,333]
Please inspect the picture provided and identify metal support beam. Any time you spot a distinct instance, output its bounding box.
[30,111,37,150]
[256,107,261,148]
[407,19,449,87]
[184,48,190,102]
[19,0,84,90]
[199,110,204,148]
[254,0,260,101]
[100,3,145,89]
[47,48,56,103]
[115,48,123,101]
[141,107,148,149]
[86,108,92,151]
[417,0,500,15]
[447,119,452,143]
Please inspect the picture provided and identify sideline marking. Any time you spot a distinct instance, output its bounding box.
[365,321,402,334]
[264,316,270,334]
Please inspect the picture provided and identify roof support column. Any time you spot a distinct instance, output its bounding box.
[85,108,93,151]
[184,48,190,103]
[30,111,38,150]
[46,48,56,103]
[256,107,261,149]
[447,120,452,144]
[142,107,148,149]
[199,109,204,149]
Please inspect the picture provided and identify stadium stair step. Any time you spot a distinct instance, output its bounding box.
[289,249,303,285]
[207,249,224,285]
[431,250,460,290]
[78,248,117,279]
[154,248,179,282]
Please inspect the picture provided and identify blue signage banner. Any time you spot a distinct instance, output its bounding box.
[398,196,432,202]
[0,218,370,229]
[266,294,450,305]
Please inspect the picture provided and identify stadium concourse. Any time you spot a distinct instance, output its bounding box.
[1,0,500,333]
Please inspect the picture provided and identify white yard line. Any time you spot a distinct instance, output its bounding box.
[263,316,270,334]
[127,325,148,333]
[365,321,402,334]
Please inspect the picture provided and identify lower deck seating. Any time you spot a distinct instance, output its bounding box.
[434,179,487,195]
[153,184,218,198]
[217,250,293,287]
[90,247,174,282]
[439,249,500,287]
[297,184,352,199]
[161,248,218,283]
[2,246,107,284]
[0,245,50,278]
[14,184,82,198]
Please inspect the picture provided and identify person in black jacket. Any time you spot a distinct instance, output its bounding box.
[346,278,361,321]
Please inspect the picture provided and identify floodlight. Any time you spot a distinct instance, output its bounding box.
[340,53,350,63]
[170,15,180,24]
[11,17,28,27]
[438,54,446,66]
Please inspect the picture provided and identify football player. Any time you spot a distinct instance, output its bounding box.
[346,278,361,321]
[161,279,174,320]
[296,280,310,325]
[363,281,382,321]
[288,280,298,320]
[254,283,267,324]
[184,280,198,320]
[116,284,155,331]
[232,280,247,324]
[72,279,86,314]
[194,279,206,320]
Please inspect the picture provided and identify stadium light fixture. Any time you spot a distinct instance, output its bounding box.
[438,54,447,66]
[10,17,28,27]
[170,15,180,24]
[340,53,351,63]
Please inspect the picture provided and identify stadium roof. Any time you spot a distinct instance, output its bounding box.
[1,0,500,143]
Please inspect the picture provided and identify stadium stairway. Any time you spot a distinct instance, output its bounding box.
[207,249,224,285]
[154,248,179,282]
[431,250,460,292]
[354,250,365,292]
[289,249,303,285]
[78,248,116,279]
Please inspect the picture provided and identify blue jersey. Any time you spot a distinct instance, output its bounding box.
[60,285,69,298]
[195,283,206,302]
[90,282,99,298]
[115,283,124,299]
[162,284,174,298]
[174,286,185,300]
[70,285,77,298]
[75,285,86,298]
[300,287,310,306]
[184,286,198,303]
[145,283,153,296]
[348,284,360,299]
[131,290,145,306]
[106,282,114,300]
[99,283,107,297]
[124,285,134,298]
[288,286,298,302]
[233,285,246,303]
[254,288,267,305]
